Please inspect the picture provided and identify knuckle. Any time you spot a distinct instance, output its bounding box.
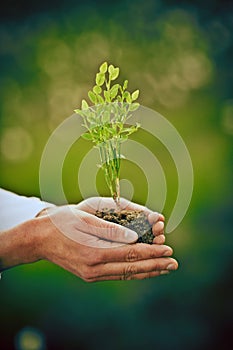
[148,248,158,259]
[122,264,137,280]
[154,235,165,244]
[107,225,118,241]
[149,250,157,259]
[87,250,102,266]
[149,246,165,258]
[147,259,159,271]
[152,260,160,270]
[126,248,139,262]
[80,265,95,280]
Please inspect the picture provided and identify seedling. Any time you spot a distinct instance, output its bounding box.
[75,61,140,208]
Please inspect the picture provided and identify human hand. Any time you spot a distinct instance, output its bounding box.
[0,199,178,282]
[35,202,178,282]
[76,197,166,245]
[38,204,139,248]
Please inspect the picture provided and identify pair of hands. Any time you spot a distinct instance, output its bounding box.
[36,197,178,282]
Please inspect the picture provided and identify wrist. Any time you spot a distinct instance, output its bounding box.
[0,218,44,272]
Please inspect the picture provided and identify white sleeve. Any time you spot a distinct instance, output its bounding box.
[0,188,55,230]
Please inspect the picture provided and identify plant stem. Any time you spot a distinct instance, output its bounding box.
[98,140,121,209]
[115,177,120,210]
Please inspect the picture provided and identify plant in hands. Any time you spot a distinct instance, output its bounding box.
[0,197,177,282]
[75,61,140,208]
[75,62,164,244]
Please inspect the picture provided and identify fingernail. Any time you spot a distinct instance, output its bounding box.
[163,250,172,256]
[148,212,160,223]
[167,263,176,270]
[160,270,170,275]
[154,235,165,244]
[156,221,164,231]
[124,229,138,242]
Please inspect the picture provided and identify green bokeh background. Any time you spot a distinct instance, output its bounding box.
[0,1,232,349]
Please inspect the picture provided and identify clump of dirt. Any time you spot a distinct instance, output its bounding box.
[95,209,154,244]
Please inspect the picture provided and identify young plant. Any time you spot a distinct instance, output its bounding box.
[75,61,140,208]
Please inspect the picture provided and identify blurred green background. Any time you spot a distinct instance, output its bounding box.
[0,0,232,349]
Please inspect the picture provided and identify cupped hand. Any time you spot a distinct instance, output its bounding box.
[76,197,166,245]
[36,200,178,282]
[38,204,139,248]
[35,205,178,282]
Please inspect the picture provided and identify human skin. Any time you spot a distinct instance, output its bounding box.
[0,197,178,282]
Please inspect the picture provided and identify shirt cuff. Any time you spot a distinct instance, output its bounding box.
[0,188,55,230]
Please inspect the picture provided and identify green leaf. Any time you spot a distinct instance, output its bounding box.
[107,127,115,135]
[124,91,132,103]
[111,67,119,80]
[105,103,113,115]
[108,64,114,74]
[93,85,102,95]
[97,95,105,104]
[110,84,119,99]
[81,109,94,122]
[87,112,96,123]
[82,132,92,140]
[81,99,89,110]
[123,80,128,90]
[88,91,98,104]
[104,90,111,102]
[96,72,105,86]
[99,62,108,73]
[129,102,140,111]
[110,102,119,116]
[126,96,132,104]
[74,108,81,114]
[121,125,139,136]
[121,127,134,133]
[131,89,139,101]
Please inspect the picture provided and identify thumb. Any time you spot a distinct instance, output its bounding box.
[81,214,138,244]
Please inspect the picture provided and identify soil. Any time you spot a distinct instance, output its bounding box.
[95,209,154,244]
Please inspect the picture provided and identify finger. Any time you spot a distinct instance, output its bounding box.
[76,198,165,239]
[96,243,173,264]
[77,211,138,243]
[100,257,178,277]
[152,221,164,236]
[86,270,163,282]
[120,199,165,232]
[148,212,165,224]
[63,229,126,248]
[153,234,165,245]
[84,257,178,281]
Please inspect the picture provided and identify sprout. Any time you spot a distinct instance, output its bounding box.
[75,62,140,208]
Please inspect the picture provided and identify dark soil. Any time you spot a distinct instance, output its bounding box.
[95,209,154,244]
